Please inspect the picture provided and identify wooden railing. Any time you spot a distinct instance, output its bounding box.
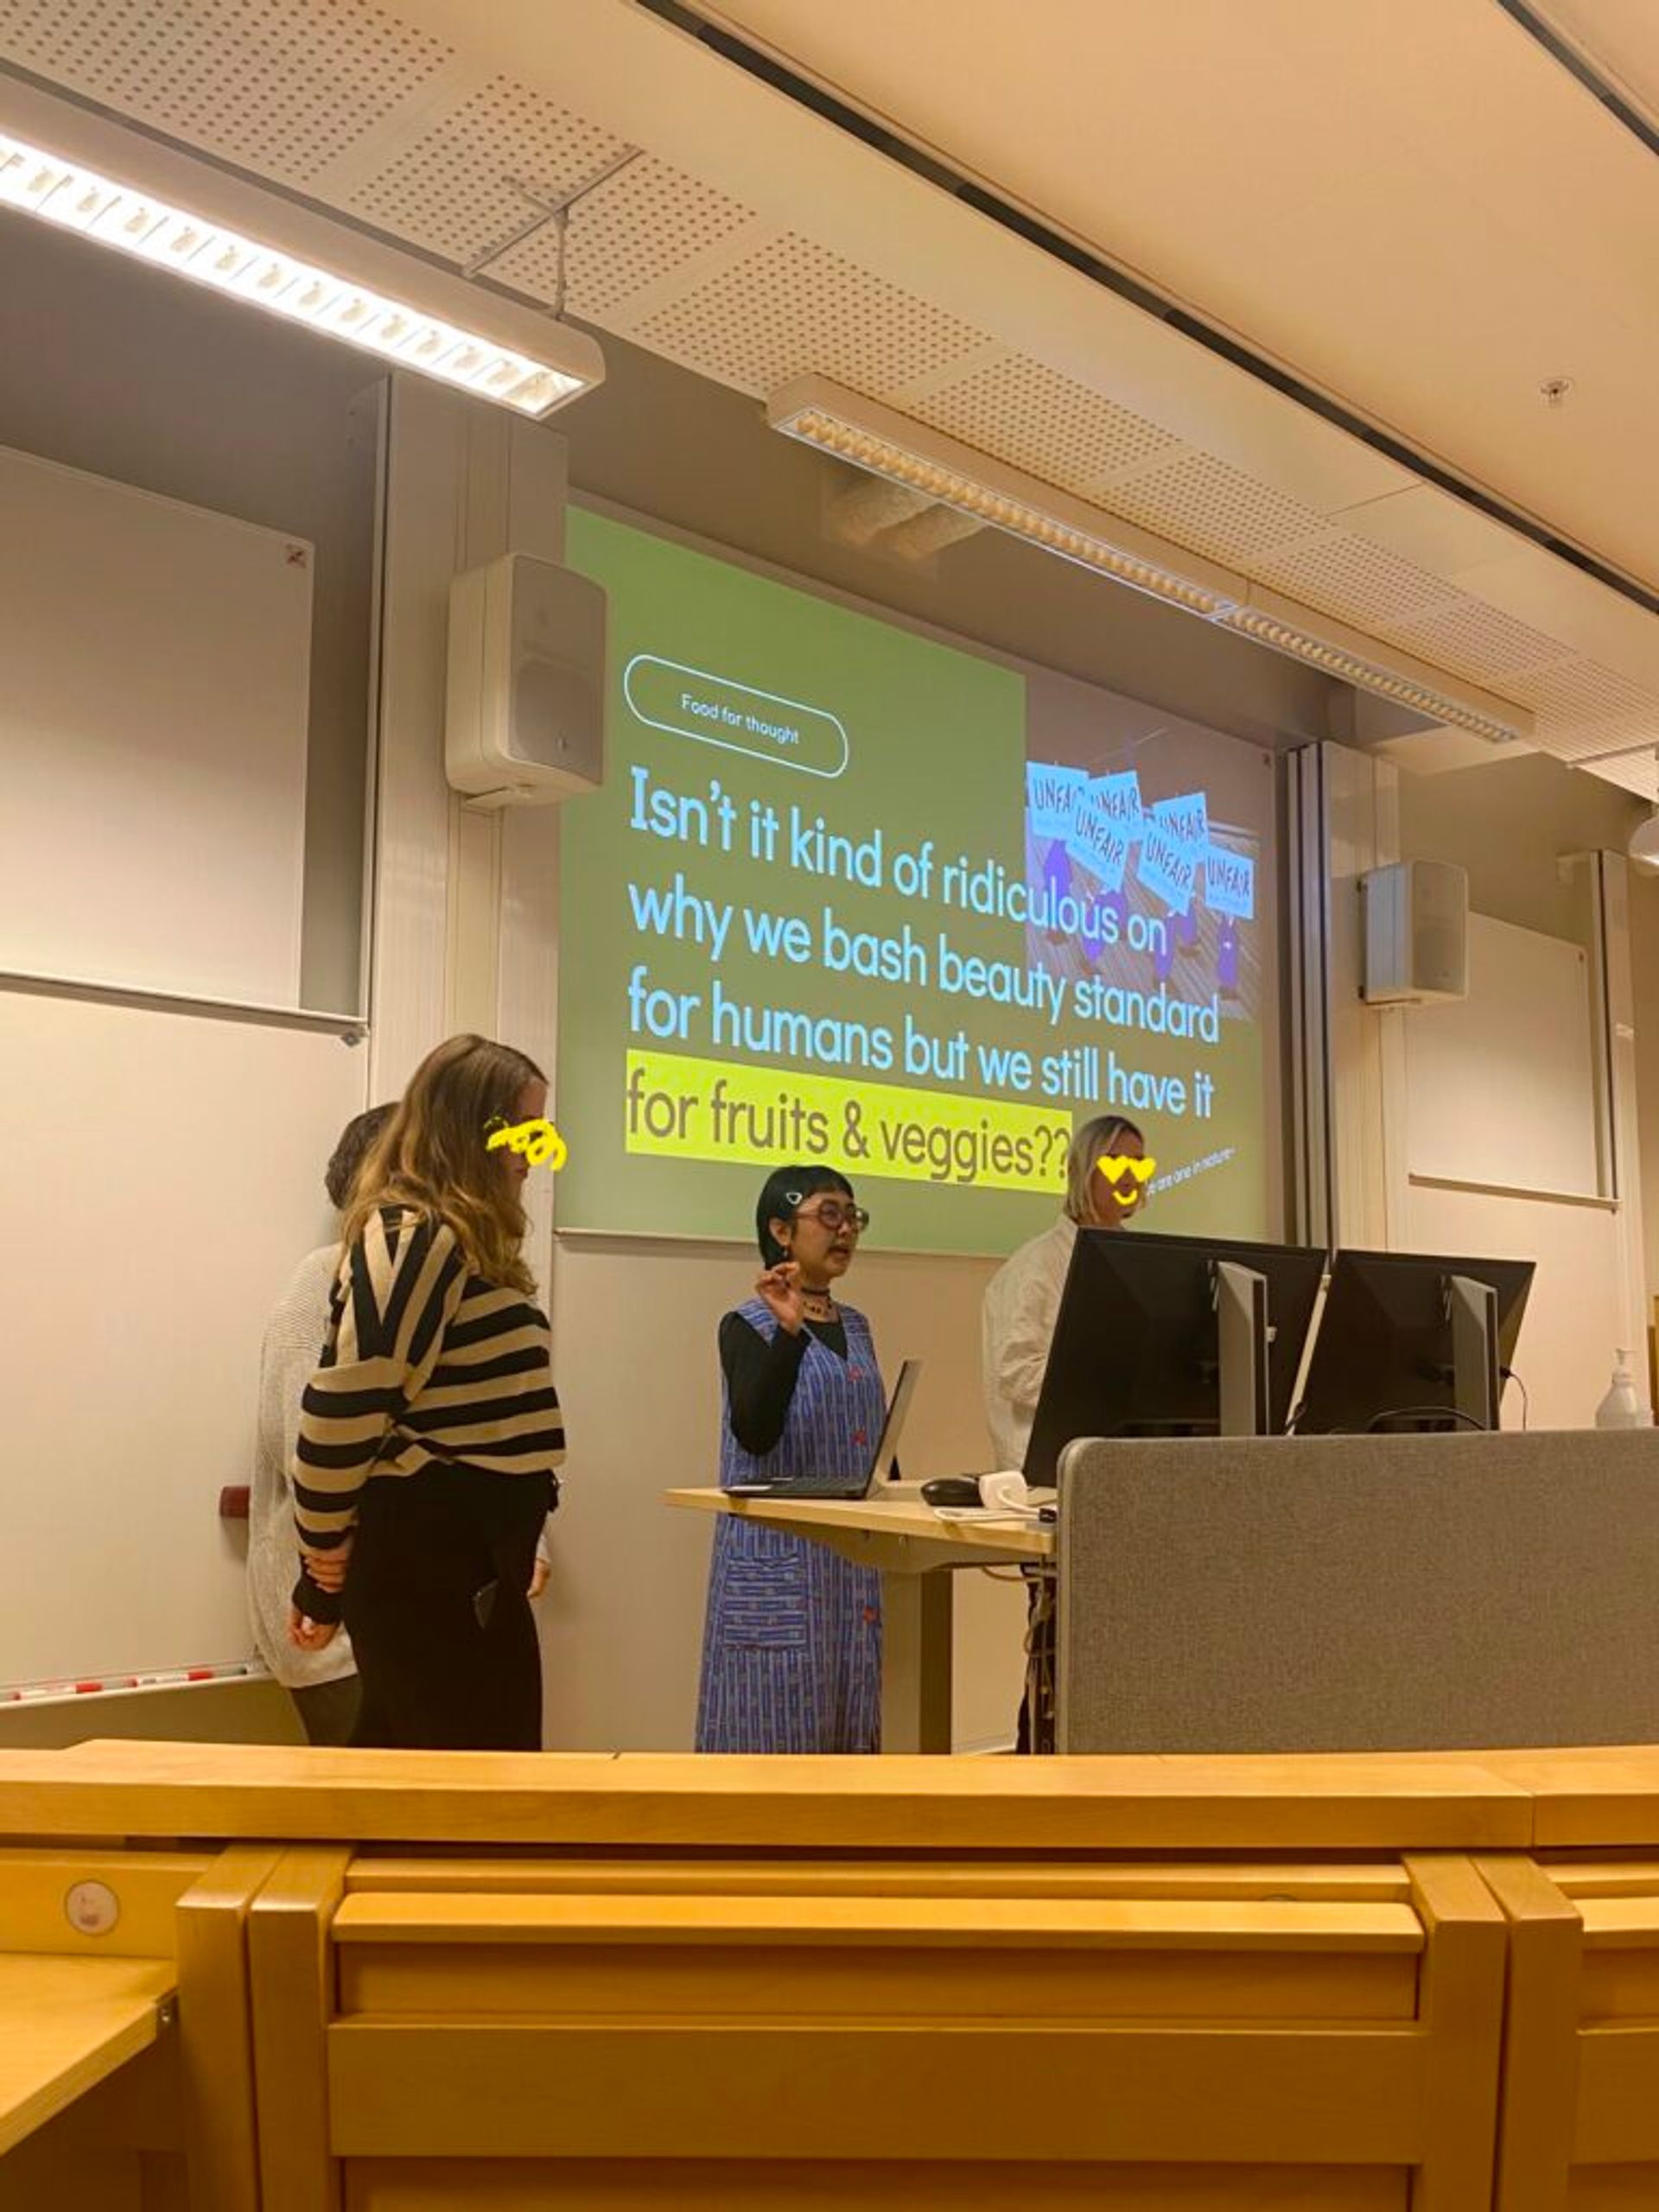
[1,1743,1658,2208]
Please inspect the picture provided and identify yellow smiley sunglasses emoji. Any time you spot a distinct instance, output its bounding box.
[1096,1152,1157,1206]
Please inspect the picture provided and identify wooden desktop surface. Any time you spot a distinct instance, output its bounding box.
[0,1738,1540,1853]
[0,1953,174,2158]
[663,1484,1052,1564]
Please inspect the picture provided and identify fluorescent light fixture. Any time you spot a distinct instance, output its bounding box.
[769,375,1242,618]
[1215,589,1533,747]
[769,376,1534,747]
[0,76,602,416]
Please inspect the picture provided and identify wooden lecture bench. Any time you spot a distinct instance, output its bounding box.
[3,1742,1659,2209]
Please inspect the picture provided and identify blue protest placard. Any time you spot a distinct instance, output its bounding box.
[1066,785,1130,893]
[1204,842,1255,920]
[1136,817,1198,913]
[1094,770,1145,842]
[1150,790,1208,852]
[1026,761,1088,845]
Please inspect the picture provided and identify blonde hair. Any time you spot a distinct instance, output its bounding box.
[1064,1114,1146,1225]
[342,1034,547,1294]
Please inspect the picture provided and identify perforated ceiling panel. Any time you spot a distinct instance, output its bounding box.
[496,155,757,321]
[1383,598,1573,684]
[0,0,451,189]
[346,75,630,265]
[634,231,992,397]
[1585,752,1658,802]
[1250,533,1461,628]
[912,354,1184,499]
[1103,450,1330,567]
[1519,661,1659,759]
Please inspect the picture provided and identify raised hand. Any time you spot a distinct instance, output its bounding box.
[754,1259,806,1335]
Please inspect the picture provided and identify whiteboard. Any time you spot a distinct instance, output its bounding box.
[0,445,312,1005]
[0,988,366,1687]
[1405,913,1598,1196]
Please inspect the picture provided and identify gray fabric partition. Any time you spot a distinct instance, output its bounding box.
[1056,1428,1659,1754]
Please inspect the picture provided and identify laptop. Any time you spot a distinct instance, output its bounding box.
[727,1359,921,1500]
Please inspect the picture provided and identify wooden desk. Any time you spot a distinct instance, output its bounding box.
[0,1954,175,2158]
[665,1487,1052,1754]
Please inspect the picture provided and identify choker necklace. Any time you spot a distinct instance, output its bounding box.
[800,1289,838,1323]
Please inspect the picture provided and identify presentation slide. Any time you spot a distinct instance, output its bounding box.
[558,506,1274,1255]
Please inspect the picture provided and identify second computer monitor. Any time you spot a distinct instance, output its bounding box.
[1294,1247,1535,1434]
[1023,1230,1327,1486]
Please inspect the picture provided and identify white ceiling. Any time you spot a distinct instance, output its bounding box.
[3,0,1657,795]
[702,0,1659,592]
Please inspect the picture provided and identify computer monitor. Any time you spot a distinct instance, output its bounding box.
[1294,1248,1535,1434]
[1022,1230,1327,1485]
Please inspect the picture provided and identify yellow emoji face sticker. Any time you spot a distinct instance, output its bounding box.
[1097,1152,1156,1206]
[486,1116,569,1171]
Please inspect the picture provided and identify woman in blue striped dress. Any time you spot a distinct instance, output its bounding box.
[696,1166,885,1754]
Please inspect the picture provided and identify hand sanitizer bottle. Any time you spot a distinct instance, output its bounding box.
[1594,1353,1648,1429]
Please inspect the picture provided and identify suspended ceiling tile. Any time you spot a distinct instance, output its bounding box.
[1250,533,1463,629]
[1522,658,1659,754]
[1103,450,1332,569]
[1382,598,1576,684]
[345,73,631,265]
[632,229,994,399]
[0,0,454,190]
[909,353,1185,501]
[1586,750,1658,800]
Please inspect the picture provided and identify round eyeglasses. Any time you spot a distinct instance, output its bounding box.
[788,1198,870,1234]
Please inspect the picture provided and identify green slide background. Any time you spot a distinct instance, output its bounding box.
[557,507,1266,1255]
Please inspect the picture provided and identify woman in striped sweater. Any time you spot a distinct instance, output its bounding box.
[288,1034,565,1750]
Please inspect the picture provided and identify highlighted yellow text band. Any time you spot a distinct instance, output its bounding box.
[624,1050,1069,1193]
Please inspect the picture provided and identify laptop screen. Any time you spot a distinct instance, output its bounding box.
[865,1358,921,1491]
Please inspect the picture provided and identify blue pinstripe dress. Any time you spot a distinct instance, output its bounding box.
[695,1298,885,1754]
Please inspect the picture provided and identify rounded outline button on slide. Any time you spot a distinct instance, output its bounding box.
[623,654,849,779]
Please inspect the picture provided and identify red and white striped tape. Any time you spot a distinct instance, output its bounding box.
[1,1659,270,1705]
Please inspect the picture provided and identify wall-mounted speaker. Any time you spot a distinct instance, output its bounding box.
[1360,860,1468,1004]
[445,553,607,808]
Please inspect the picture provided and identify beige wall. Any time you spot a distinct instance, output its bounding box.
[0,1679,301,1751]
[1637,868,1659,1312]
[1397,751,1659,1311]
[1396,750,1644,938]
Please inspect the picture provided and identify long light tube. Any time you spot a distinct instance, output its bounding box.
[769,376,1532,746]
[0,77,603,416]
[1215,592,1530,747]
[770,374,1241,618]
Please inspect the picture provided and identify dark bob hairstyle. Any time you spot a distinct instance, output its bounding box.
[754,1165,855,1266]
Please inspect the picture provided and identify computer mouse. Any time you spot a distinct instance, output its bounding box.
[921,1477,984,1509]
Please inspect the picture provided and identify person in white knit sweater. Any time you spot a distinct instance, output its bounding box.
[247,1108,391,1742]
[249,1107,560,1743]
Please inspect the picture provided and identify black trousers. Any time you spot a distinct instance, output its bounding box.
[341,1466,550,1751]
[289,1673,361,1746]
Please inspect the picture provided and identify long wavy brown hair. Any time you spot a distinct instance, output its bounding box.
[342,1034,548,1293]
